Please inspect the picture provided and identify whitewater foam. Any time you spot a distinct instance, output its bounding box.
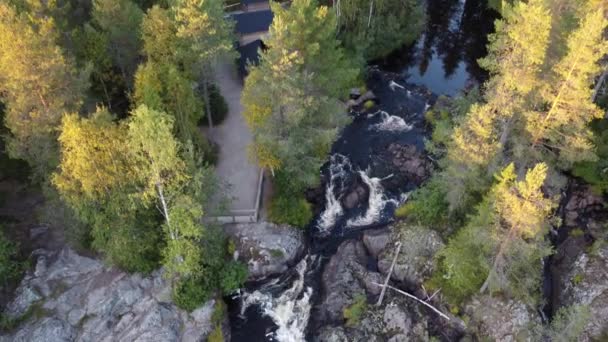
[240,258,312,342]
[347,172,410,227]
[369,111,413,132]
[317,154,351,232]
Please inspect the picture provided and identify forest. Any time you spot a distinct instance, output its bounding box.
[0,0,607,340]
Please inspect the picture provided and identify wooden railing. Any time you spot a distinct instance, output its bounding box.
[210,168,265,224]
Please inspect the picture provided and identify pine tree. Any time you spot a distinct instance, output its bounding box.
[173,0,235,128]
[438,0,553,212]
[141,5,178,64]
[433,163,555,305]
[0,2,88,179]
[242,0,359,187]
[133,62,204,145]
[479,163,555,299]
[336,0,425,60]
[92,0,144,89]
[528,8,607,168]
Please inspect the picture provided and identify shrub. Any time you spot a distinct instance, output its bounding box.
[363,100,375,109]
[0,229,23,285]
[572,119,608,194]
[211,300,227,325]
[219,260,248,294]
[395,179,449,228]
[269,195,312,228]
[343,294,367,327]
[207,325,224,342]
[200,85,229,126]
[173,276,213,312]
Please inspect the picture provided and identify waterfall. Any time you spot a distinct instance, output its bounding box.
[347,172,410,227]
[240,258,312,342]
[369,111,413,132]
[317,154,352,232]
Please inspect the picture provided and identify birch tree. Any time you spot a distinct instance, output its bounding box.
[0,2,88,179]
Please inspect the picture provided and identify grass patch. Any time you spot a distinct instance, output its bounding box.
[343,294,367,327]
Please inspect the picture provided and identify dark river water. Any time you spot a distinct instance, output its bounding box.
[228,1,499,340]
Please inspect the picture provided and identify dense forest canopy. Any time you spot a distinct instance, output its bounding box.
[0,0,606,339]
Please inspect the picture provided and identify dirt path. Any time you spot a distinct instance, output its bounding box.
[205,62,260,213]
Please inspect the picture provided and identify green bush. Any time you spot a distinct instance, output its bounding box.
[0,229,23,285]
[211,300,227,325]
[363,100,375,109]
[219,260,248,294]
[200,85,229,126]
[207,325,224,342]
[343,294,367,327]
[572,119,608,194]
[395,179,449,228]
[269,195,313,228]
[173,276,213,312]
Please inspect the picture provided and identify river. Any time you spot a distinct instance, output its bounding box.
[228,0,498,340]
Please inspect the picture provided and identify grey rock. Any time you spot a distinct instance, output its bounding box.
[1,248,217,342]
[362,229,390,258]
[315,326,348,342]
[555,245,608,341]
[12,318,75,342]
[342,183,369,210]
[377,226,443,286]
[386,144,432,185]
[383,302,412,334]
[5,284,42,319]
[67,309,85,326]
[320,240,379,322]
[465,295,540,342]
[225,221,305,280]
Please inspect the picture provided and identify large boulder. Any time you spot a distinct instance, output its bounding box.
[319,240,383,322]
[224,221,305,280]
[377,226,444,286]
[465,295,541,342]
[314,298,432,342]
[563,185,605,227]
[385,144,432,185]
[362,229,391,259]
[342,182,370,210]
[0,248,217,342]
[554,245,608,341]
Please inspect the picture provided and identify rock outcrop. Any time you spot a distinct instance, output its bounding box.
[225,221,305,280]
[563,185,605,227]
[385,144,432,185]
[1,248,217,342]
[554,245,608,341]
[465,295,541,342]
[319,240,383,322]
[314,298,431,342]
[377,226,443,286]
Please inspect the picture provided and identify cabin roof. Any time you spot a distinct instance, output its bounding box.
[240,0,268,5]
[237,39,266,77]
[232,10,273,35]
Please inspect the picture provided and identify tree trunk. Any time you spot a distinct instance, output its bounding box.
[367,0,374,28]
[156,182,176,240]
[376,241,401,306]
[201,73,214,129]
[480,227,516,293]
[592,67,606,103]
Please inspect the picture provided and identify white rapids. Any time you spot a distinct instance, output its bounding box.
[240,258,313,342]
[346,171,410,227]
[317,154,352,232]
[369,110,413,132]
